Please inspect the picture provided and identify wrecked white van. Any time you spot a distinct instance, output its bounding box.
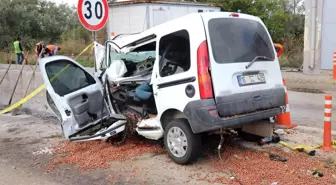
[40,12,286,164]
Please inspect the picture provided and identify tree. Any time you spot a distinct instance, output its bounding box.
[0,0,79,51]
[194,0,305,67]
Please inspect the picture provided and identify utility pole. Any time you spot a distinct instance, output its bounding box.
[303,0,320,75]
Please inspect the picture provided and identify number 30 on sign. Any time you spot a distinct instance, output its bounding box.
[78,0,109,31]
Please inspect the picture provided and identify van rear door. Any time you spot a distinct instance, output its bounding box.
[201,13,285,117]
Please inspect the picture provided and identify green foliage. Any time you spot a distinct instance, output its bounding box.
[61,27,91,43]
[197,0,305,67]
[0,0,79,51]
[0,0,305,67]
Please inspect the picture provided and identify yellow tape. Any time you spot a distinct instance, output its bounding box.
[279,141,321,151]
[0,85,46,114]
[0,43,95,115]
[332,140,336,146]
[279,140,336,151]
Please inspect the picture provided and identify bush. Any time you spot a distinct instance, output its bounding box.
[281,36,304,68]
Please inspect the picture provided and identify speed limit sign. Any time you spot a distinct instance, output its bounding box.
[78,0,109,31]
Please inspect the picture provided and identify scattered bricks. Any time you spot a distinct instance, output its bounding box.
[200,146,336,185]
[47,138,164,170]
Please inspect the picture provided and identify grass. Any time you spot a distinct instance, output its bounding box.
[279,54,302,68]
[77,59,95,68]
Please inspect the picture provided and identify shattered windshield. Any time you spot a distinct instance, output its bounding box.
[101,41,156,70]
[109,50,156,63]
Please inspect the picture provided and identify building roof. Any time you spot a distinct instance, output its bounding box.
[108,0,222,7]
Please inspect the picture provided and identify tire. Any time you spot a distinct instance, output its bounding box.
[164,119,201,164]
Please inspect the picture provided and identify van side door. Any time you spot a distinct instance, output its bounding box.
[152,29,199,116]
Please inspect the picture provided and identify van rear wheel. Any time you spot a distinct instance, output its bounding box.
[164,119,201,164]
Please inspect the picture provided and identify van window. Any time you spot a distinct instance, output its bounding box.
[208,18,275,64]
[45,60,96,96]
[159,30,191,77]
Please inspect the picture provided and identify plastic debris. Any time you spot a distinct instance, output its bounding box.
[269,153,288,162]
[274,129,286,141]
[312,170,323,177]
[259,135,280,146]
[274,129,285,135]
[32,147,53,156]
[259,137,272,146]
[297,148,316,156]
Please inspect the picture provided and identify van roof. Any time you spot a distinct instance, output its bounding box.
[108,0,221,7]
[112,12,262,49]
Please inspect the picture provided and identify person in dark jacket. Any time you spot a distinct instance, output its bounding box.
[35,41,45,58]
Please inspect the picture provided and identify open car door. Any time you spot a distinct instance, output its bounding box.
[94,41,106,75]
[39,56,127,142]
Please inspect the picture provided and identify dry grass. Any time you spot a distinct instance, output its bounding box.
[280,36,304,68]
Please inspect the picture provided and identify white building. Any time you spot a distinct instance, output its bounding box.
[304,0,335,74]
[107,0,221,39]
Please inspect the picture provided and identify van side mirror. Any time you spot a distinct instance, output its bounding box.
[274,43,284,57]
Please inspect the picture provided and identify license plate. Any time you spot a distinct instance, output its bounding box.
[238,73,266,86]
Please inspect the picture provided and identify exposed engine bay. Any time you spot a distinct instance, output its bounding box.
[103,56,158,140]
[66,42,189,144]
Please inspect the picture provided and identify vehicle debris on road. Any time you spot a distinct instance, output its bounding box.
[312,169,324,178]
[268,153,288,162]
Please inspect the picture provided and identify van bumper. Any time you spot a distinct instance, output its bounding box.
[183,88,285,134]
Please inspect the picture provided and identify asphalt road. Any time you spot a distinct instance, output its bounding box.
[289,90,336,128]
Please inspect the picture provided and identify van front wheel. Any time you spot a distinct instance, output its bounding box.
[164,119,201,164]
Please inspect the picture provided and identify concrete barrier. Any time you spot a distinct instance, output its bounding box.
[0,64,94,117]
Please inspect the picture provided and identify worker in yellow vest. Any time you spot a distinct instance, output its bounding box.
[13,37,24,65]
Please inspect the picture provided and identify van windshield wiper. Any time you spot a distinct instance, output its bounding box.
[245,56,273,69]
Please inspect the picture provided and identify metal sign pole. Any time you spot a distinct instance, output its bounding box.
[78,0,108,73]
[92,31,97,72]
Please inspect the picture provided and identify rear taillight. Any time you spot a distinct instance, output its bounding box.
[197,40,213,99]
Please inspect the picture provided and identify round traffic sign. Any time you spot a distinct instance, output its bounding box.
[78,0,109,31]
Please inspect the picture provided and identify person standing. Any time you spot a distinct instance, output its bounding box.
[35,41,45,58]
[13,37,24,64]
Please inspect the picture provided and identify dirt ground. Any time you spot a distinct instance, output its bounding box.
[1,70,336,185]
[1,113,336,185]
[282,70,336,92]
